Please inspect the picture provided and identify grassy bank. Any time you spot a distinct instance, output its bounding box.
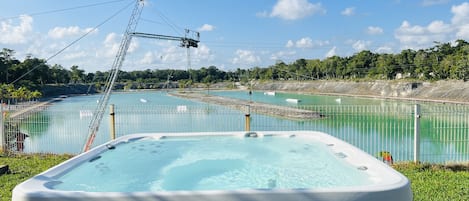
[0,154,73,200]
[1,154,468,201]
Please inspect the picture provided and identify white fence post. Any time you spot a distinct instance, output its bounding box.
[414,104,421,163]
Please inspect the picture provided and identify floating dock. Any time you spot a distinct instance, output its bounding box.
[170,92,323,120]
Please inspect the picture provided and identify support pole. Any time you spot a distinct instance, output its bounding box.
[110,104,116,140]
[245,105,251,131]
[0,104,5,153]
[414,104,421,163]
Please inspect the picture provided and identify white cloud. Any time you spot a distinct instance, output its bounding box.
[193,43,214,63]
[456,24,469,40]
[375,46,393,54]
[128,39,139,53]
[286,40,294,48]
[48,26,97,39]
[139,51,156,65]
[394,20,452,49]
[197,24,215,32]
[422,0,449,6]
[427,20,452,33]
[367,26,384,35]
[325,46,337,58]
[341,7,355,16]
[232,49,261,65]
[100,33,120,58]
[394,2,469,49]
[450,2,469,41]
[62,51,87,60]
[130,40,211,69]
[270,50,296,61]
[286,37,329,48]
[270,0,326,20]
[296,37,314,48]
[0,15,33,44]
[451,2,469,25]
[352,40,371,51]
[161,46,182,63]
[97,33,139,59]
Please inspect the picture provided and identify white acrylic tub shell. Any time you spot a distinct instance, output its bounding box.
[12,131,412,201]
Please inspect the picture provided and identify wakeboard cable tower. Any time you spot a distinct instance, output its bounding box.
[82,0,144,152]
[82,0,200,152]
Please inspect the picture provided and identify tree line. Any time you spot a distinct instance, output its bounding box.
[1,39,469,101]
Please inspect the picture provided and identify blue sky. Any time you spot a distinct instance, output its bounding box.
[1,0,469,73]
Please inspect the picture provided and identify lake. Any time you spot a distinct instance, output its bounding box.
[17,90,469,163]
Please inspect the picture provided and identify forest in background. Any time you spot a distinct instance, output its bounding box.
[1,39,469,102]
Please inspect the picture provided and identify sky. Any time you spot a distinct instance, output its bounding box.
[1,0,469,73]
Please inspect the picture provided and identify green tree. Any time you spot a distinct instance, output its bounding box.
[70,65,85,83]
[372,54,396,79]
[0,48,20,83]
[414,50,432,79]
[396,49,416,77]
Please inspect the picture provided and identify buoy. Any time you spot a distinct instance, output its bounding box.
[286,98,300,103]
[177,105,187,112]
[140,98,147,103]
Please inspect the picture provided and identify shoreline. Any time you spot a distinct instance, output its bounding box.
[296,91,469,105]
[243,80,469,105]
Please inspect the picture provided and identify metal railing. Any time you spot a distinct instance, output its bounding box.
[1,102,468,163]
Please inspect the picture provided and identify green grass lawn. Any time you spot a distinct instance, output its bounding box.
[1,154,468,201]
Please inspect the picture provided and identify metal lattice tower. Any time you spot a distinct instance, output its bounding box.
[82,0,145,152]
[129,30,200,85]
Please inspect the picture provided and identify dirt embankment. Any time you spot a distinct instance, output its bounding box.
[170,92,322,119]
[212,80,469,104]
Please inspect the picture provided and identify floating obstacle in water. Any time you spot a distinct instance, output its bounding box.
[263,91,276,96]
[79,110,93,119]
[286,98,301,104]
[177,105,187,112]
[140,98,147,103]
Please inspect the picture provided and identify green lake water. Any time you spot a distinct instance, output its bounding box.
[18,90,468,163]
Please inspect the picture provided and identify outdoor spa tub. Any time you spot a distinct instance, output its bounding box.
[12,131,412,201]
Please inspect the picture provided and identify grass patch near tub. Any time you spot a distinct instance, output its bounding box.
[393,162,469,201]
[1,154,468,201]
[0,154,73,200]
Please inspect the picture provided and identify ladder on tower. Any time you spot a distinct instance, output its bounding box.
[82,1,200,152]
[82,0,144,152]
